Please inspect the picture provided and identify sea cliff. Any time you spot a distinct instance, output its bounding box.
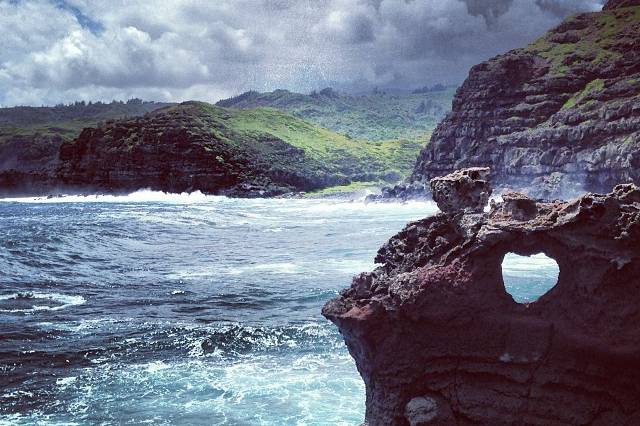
[324,168,640,425]
[385,0,640,200]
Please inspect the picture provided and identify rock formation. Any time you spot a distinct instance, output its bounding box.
[54,107,309,197]
[603,0,640,10]
[406,0,640,199]
[429,167,491,214]
[1,100,420,197]
[51,102,398,197]
[0,101,170,196]
[323,169,640,425]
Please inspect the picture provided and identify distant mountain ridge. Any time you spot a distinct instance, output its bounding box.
[216,87,455,141]
[0,99,169,128]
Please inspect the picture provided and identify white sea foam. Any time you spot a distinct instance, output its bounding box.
[170,258,375,280]
[0,292,86,313]
[37,317,127,333]
[251,262,300,274]
[273,199,438,216]
[169,262,303,278]
[56,377,78,387]
[39,352,365,425]
[263,227,284,233]
[0,190,224,204]
[324,258,376,274]
[143,361,171,373]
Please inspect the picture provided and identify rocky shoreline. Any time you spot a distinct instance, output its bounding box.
[323,168,640,425]
[0,101,417,199]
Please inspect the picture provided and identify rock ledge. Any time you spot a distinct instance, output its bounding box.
[429,167,491,214]
[323,171,640,425]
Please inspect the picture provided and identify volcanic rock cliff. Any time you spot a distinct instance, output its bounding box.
[323,168,640,425]
[45,101,413,197]
[0,101,171,196]
[56,103,313,197]
[407,0,640,199]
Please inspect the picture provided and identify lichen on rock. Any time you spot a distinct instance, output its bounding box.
[323,169,640,425]
[404,397,438,426]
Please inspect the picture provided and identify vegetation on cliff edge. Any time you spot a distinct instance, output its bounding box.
[216,87,454,141]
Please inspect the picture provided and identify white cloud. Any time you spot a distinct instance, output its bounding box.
[0,0,80,58]
[0,0,604,106]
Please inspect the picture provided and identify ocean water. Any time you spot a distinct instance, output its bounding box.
[0,192,558,425]
[502,252,560,303]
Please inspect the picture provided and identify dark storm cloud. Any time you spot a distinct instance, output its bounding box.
[460,0,514,27]
[0,0,604,106]
[345,13,375,43]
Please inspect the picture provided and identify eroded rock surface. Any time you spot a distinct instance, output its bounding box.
[429,167,491,214]
[604,0,640,10]
[408,2,640,199]
[323,173,640,425]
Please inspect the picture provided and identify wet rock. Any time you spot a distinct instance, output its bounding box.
[323,172,640,425]
[500,191,538,220]
[429,167,491,213]
[404,397,438,426]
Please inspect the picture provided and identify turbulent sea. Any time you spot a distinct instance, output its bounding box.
[0,191,559,425]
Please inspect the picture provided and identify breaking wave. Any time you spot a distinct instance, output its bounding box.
[0,194,441,424]
[0,189,222,204]
[0,292,86,313]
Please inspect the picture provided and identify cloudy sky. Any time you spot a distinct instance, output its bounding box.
[0,0,604,106]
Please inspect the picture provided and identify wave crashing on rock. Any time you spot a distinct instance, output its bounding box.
[323,168,640,425]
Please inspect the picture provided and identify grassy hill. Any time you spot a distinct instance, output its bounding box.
[53,102,425,196]
[216,87,455,141]
[0,87,453,196]
[0,100,171,172]
[209,103,426,180]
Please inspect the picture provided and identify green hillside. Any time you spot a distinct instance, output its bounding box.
[53,101,425,196]
[216,87,455,141]
[198,103,425,180]
[149,101,424,182]
[0,100,171,171]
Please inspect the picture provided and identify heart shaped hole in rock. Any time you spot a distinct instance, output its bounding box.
[501,252,560,303]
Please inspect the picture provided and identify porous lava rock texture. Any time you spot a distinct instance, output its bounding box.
[410,0,640,198]
[323,173,640,425]
[429,167,491,214]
